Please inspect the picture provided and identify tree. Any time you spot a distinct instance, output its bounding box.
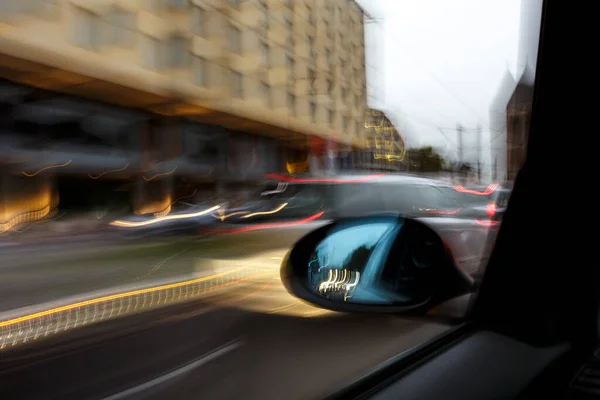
[404,146,446,172]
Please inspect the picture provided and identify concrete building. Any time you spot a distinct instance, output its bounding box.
[0,0,368,229]
[489,0,542,182]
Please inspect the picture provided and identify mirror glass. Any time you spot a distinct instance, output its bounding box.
[306,218,443,305]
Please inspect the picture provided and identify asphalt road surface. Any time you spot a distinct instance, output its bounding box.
[0,256,450,399]
[0,223,454,399]
[0,222,328,313]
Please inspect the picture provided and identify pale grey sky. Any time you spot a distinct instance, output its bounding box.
[357,0,522,164]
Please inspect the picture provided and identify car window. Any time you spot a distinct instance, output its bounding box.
[0,0,542,398]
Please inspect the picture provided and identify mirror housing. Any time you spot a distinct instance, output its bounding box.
[280,216,476,315]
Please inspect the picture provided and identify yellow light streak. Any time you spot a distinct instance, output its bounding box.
[172,189,198,205]
[0,266,246,329]
[88,163,130,179]
[109,205,220,227]
[211,211,250,221]
[21,160,72,177]
[241,203,288,218]
[142,166,177,182]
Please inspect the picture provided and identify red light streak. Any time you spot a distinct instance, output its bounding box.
[485,202,496,217]
[199,211,325,234]
[453,183,499,196]
[423,208,462,215]
[263,174,386,183]
[474,219,500,227]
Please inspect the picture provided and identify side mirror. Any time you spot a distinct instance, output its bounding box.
[280,216,475,315]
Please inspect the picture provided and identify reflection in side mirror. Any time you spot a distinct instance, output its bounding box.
[281,216,475,315]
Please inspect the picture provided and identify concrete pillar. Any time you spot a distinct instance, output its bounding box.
[131,173,174,216]
[0,167,58,234]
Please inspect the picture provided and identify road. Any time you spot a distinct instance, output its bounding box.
[0,222,327,313]
[0,222,452,399]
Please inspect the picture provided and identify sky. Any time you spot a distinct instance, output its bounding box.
[356,0,522,165]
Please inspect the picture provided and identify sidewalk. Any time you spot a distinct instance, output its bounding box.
[0,213,115,248]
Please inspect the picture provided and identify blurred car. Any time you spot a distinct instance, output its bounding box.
[214,173,506,276]
[452,183,511,223]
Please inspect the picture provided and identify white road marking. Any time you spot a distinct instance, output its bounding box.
[102,340,243,400]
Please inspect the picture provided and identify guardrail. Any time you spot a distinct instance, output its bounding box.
[0,265,266,350]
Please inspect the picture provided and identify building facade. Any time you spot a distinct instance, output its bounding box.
[359,108,405,171]
[488,0,542,183]
[0,0,368,228]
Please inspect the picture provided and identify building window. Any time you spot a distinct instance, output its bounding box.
[107,9,135,47]
[307,6,314,25]
[327,79,333,94]
[325,4,333,22]
[261,9,269,29]
[230,25,242,53]
[142,35,160,69]
[231,71,243,97]
[328,109,334,126]
[307,68,315,84]
[260,42,269,66]
[72,7,100,49]
[310,101,316,122]
[308,36,314,57]
[325,48,331,65]
[287,55,295,76]
[287,92,296,115]
[261,82,271,107]
[354,67,361,82]
[193,6,205,36]
[193,57,206,86]
[167,35,189,67]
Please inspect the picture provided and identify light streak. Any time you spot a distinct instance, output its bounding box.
[171,189,198,205]
[473,219,501,227]
[88,163,130,179]
[261,182,288,196]
[199,211,324,234]
[453,183,499,196]
[0,266,246,329]
[211,211,250,221]
[21,160,72,177]
[142,166,177,182]
[421,208,462,215]
[241,203,288,218]
[109,205,220,228]
[264,173,385,183]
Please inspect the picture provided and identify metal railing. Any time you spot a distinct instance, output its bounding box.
[0,266,266,350]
